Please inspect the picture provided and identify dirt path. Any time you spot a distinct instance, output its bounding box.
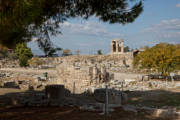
[0,106,163,120]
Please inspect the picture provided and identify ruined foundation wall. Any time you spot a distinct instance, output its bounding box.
[0,53,133,69]
[53,53,134,67]
[55,54,133,93]
[0,54,134,93]
[57,63,113,93]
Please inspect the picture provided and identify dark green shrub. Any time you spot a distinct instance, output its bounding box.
[15,43,33,67]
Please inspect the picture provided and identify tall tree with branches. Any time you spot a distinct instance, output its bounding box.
[0,0,143,52]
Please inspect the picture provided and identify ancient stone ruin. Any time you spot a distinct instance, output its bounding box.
[111,39,124,55]
[57,58,114,93]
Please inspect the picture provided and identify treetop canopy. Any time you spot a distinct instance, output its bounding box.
[0,0,143,50]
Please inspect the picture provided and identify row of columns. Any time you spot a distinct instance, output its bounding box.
[111,39,124,54]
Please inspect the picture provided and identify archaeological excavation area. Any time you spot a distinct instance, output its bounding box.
[0,48,180,120]
[1,0,180,119]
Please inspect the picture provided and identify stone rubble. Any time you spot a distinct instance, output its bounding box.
[1,55,180,118]
[0,71,57,90]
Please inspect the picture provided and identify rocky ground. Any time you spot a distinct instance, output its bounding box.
[1,67,180,120]
[0,106,171,120]
[1,88,180,120]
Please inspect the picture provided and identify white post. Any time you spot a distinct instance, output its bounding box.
[170,72,175,84]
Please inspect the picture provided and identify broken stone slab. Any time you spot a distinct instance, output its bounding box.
[0,80,4,87]
[122,105,137,113]
[0,73,6,77]
[79,105,96,111]
[142,75,150,81]
[153,108,177,119]
[87,87,98,93]
[19,84,29,90]
[109,103,121,108]
[79,103,115,112]
[109,79,124,85]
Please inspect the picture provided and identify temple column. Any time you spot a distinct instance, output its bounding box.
[110,41,114,54]
[120,41,124,53]
[116,41,119,54]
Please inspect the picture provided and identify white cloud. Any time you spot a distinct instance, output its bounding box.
[176,3,180,8]
[143,19,180,32]
[60,21,121,38]
[142,19,180,40]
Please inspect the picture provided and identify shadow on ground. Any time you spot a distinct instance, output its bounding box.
[0,86,180,120]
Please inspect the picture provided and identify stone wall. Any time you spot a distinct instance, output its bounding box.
[57,62,113,93]
[0,54,134,69]
[0,59,19,68]
[54,54,133,68]
[55,54,133,93]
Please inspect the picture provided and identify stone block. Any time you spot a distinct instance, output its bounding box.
[45,85,65,101]
[94,88,125,105]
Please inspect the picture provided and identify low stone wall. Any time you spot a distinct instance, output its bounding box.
[0,59,19,68]
[54,54,133,68]
[0,54,133,69]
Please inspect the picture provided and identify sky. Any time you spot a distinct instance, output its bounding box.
[28,0,180,55]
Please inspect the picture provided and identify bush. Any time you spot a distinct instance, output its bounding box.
[28,57,44,67]
[97,50,102,55]
[19,55,29,67]
[15,43,33,67]
[133,43,180,75]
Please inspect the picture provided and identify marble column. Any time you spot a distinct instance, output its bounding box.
[120,41,124,53]
[116,41,119,53]
[110,41,114,54]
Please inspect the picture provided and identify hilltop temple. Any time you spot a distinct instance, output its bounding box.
[110,39,124,55]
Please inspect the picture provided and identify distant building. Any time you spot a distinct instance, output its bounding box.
[133,48,145,57]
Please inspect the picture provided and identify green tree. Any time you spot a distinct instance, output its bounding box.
[0,0,143,51]
[15,43,33,67]
[133,43,180,75]
[124,46,130,52]
[38,39,62,56]
[97,50,102,55]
